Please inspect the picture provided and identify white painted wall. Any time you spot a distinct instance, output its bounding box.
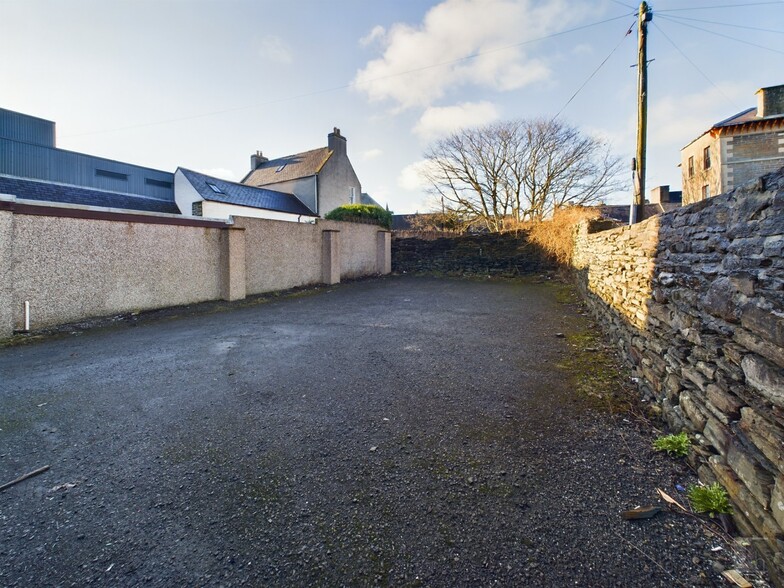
[174,169,202,216]
[202,200,314,223]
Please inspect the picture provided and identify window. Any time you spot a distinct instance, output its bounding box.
[206,182,223,194]
[96,169,128,181]
[702,184,710,199]
[192,201,203,216]
[145,178,172,189]
[688,156,694,178]
[704,146,711,169]
[350,187,356,204]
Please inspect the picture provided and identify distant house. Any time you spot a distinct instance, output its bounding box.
[360,192,382,207]
[0,108,178,213]
[599,185,682,224]
[241,128,361,218]
[681,84,784,204]
[174,168,317,222]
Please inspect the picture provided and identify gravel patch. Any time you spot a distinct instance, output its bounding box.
[0,275,770,586]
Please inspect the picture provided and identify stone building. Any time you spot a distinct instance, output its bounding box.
[241,128,362,218]
[680,84,784,205]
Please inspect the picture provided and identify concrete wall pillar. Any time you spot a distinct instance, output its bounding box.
[0,206,14,338]
[376,231,391,274]
[322,229,340,284]
[220,227,246,301]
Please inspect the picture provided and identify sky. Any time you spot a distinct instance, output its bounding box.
[1,0,783,213]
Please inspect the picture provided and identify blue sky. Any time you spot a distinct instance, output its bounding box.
[2,0,782,213]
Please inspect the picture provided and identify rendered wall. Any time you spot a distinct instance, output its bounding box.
[681,133,722,205]
[6,213,223,330]
[234,216,323,294]
[322,219,380,278]
[573,168,784,580]
[318,151,360,217]
[0,203,390,339]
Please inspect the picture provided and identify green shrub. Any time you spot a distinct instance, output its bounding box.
[325,204,392,229]
[653,432,690,457]
[688,483,732,517]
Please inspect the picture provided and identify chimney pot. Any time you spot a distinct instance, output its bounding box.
[250,150,269,171]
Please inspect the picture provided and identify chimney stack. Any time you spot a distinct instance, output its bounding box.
[649,185,671,205]
[328,127,347,158]
[756,84,784,118]
[250,150,269,171]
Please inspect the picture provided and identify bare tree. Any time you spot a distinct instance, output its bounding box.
[421,118,624,228]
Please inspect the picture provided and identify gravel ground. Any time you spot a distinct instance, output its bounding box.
[0,275,769,587]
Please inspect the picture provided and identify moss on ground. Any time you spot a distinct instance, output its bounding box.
[550,281,639,415]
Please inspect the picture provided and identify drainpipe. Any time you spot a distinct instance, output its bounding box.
[314,175,319,216]
[22,300,30,332]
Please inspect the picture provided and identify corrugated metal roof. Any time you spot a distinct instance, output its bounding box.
[242,147,332,186]
[0,175,180,214]
[179,168,316,216]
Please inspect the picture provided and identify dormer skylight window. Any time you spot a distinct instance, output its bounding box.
[206,182,223,194]
[275,164,287,173]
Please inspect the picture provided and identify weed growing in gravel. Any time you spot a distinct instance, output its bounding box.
[688,483,732,517]
[653,432,690,457]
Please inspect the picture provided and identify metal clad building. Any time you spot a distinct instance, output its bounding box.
[0,108,175,204]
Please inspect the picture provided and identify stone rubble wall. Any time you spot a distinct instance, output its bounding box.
[573,168,784,580]
[392,232,550,275]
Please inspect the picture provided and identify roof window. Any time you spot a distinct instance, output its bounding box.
[206,182,223,194]
[276,163,287,173]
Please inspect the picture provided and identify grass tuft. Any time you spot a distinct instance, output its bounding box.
[688,482,732,517]
[653,432,690,457]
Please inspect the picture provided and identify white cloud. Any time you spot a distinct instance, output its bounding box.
[360,25,386,47]
[649,83,748,148]
[353,0,579,109]
[200,168,236,181]
[258,36,293,64]
[572,43,593,56]
[414,101,500,140]
[361,148,383,161]
[398,159,437,191]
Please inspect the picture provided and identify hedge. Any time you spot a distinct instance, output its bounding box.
[324,204,392,229]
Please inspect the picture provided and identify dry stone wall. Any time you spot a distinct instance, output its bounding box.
[573,168,784,580]
[392,232,550,275]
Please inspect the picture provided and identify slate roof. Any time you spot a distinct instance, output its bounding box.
[714,107,758,128]
[179,168,316,216]
[242,147,332,186]
[0,175,179,214]
[683,105,784,150]
[360,192,382,207]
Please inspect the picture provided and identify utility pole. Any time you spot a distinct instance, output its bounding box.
[632,1,651,224]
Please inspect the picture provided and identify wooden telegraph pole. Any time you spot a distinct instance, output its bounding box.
[632,1,651,224]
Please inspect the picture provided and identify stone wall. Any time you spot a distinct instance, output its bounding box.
[392,232,550,275]
[0,197,391,339]
[573,168,784,580]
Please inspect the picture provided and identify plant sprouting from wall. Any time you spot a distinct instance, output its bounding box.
[653,432,690,457]
[688,482,732,517]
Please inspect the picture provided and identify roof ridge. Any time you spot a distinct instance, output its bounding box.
[713,106,756,128]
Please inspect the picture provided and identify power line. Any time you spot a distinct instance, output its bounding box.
[64,12,636,139]
[659,13,784,34]
[652,21,743,112]
[657,2,784,12]
[657,13,784,54]
[555,20,636,119]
